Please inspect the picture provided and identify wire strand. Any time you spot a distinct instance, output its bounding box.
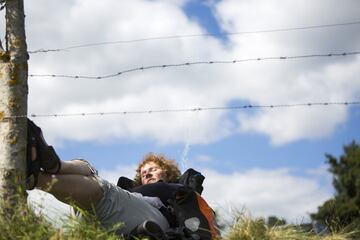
[4,101,359,119]
[27,20,360,54]
[28,51,360,80]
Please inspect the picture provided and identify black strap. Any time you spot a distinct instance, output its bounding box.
[117,176,135,190]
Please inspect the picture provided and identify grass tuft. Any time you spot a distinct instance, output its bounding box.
[0,194,123,240]
[1,194,357,240]
[223,215,356,240]
[0,194,57,240]
[61,205,124,240]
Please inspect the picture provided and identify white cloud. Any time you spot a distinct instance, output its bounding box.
[201,166,333,223]
[98,164,137,184]
[19,0,360,145]
[236,58,360,145]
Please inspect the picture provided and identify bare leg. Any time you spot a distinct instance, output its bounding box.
[57,159,95,175]
[37,172,103,210]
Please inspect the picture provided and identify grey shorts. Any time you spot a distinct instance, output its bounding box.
[94,176,169,235]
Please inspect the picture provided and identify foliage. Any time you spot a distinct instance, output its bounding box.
[224,215,354,240]
[311,140,360,235]
[267,216,286,228]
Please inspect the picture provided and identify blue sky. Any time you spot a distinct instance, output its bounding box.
[184,1,226,38]
[4,0,359,224]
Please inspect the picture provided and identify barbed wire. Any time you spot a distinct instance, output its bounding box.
[27,20,360,54]
[28,51,360,80]
[4,101,359,119]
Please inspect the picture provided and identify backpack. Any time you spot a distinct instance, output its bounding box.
[167,186,220,240]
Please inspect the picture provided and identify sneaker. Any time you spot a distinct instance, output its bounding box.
[27,119,61,174]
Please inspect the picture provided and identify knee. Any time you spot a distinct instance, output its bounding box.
[60,159,98,176]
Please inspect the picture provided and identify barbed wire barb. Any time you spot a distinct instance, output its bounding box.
[28,51,360,80]
[4,101,360,119]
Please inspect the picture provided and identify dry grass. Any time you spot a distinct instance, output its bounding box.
[223,215,356,240]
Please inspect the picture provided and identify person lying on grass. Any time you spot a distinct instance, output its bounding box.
[26,119,217,238]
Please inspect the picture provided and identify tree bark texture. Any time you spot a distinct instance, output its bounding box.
[0,0,28,201]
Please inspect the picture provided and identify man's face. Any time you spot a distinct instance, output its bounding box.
[140,161,166,185]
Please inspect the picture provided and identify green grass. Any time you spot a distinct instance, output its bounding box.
[0,196,357,240]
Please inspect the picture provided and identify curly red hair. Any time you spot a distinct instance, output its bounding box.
[134,152,181,186]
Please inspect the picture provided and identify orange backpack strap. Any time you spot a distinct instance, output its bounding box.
[195,193,220,239]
